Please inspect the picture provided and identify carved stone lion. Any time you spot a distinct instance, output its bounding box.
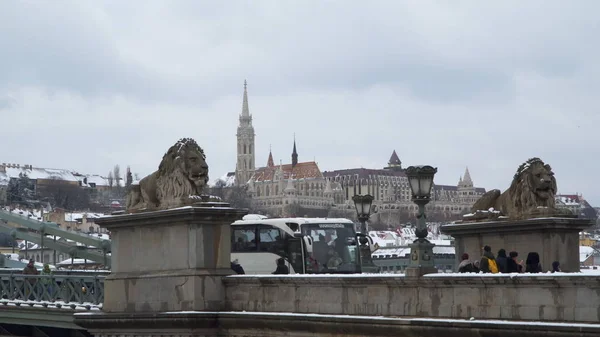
[126,138,209,211]
[470,157,571,220]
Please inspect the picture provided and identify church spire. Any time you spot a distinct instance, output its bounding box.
[385,150,402,171]
[267,145,274,167]
[291,134,298,168]
[462,167,473,186]
[241,79,250,118]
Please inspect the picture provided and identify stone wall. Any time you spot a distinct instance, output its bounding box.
[224,274,600,324]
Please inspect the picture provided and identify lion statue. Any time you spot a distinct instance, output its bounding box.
[126,138,210,211]
[470,157,571,220]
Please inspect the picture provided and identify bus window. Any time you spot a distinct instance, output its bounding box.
[286,236,304,273]
[285,222,299,232]
[302,223,360,273]
[232,225,257,252]
[258,225,285,255]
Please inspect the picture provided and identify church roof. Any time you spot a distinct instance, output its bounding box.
[267,150,274,167]
[252,161,323,182]
[388,150,401,166]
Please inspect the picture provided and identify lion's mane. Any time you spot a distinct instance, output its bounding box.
[126,138,209,211]
[506,158,557,214]
[156,138,208,202]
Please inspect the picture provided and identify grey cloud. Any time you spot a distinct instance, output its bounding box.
[0,1,599,204]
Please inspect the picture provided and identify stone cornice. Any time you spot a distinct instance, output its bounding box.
[441,217,594,235]
[95,206,248,229]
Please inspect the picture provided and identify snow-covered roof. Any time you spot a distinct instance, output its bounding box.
[64,212,106,222]
[78,174,111,188]
[373,246,455,258]
[2,165,79,182]
[556,195,581,206]
[580,246,596,263]
[57,258,102,266]
[3,206,43,220]
[211,172,236,187]
[0,164,119,189]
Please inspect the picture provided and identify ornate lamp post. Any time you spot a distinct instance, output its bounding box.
[352,194,379,273]
[405,165,438,277]
[352,194,374,234]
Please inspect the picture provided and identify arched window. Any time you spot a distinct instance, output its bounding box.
[249,144,252,154]
[243,144,247,154]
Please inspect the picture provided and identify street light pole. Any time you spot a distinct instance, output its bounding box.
[352,194,379,273]
[404,165,438,277]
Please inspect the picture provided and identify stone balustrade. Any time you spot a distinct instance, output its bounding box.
[224,273,600,324]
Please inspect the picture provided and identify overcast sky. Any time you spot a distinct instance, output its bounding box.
[1,1,598,205]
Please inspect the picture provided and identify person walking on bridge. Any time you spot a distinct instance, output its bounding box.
[41,263,54,300]
[22,259,39,300]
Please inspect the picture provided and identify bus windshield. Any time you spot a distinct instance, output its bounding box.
[302,223,360,273]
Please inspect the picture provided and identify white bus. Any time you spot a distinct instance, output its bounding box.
[231,217,375,274]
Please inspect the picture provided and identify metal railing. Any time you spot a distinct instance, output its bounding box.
[0,273,105,306]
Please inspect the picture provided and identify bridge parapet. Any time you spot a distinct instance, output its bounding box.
[224,273,600,324]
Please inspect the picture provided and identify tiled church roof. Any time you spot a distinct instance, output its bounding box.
[252,161,323,182]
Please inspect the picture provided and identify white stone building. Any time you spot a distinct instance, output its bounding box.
[224,81,486,219]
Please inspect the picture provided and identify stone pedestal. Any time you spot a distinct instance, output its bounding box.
[405,239,437,277]
[74,204,247,336]
[441,217,593,272]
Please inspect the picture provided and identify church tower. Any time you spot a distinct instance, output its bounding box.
[291,136,298,168]
[235,80,255,186]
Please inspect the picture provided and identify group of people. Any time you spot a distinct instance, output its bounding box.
[458,245,561,274]
[230,257,290,275]
[21,259,54,300]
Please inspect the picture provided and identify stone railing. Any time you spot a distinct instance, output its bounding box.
[0,272,104,307]
[224,274,600,324]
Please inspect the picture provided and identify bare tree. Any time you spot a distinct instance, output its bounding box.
[107,171,114,188]
[126,166,133,187]
[113,165,121,187]
[207,179,227,200]
[38,178,91,210]
[226,186,252,209]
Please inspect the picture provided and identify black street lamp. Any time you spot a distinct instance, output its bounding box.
[404,165,438,277]
[352,194,378,273]
[352,194,374,233]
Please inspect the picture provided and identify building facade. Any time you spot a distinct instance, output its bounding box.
[324,163,486,219]
[247,145,344,216]
[223,81,486,220]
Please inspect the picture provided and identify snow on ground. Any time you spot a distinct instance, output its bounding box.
[0,299,102,311]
